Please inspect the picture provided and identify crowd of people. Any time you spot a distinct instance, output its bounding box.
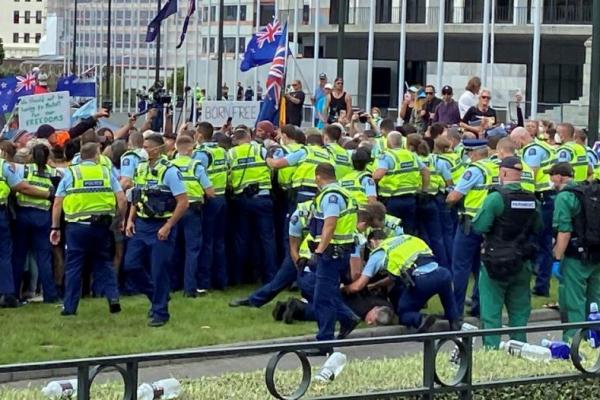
[1,73,599,353]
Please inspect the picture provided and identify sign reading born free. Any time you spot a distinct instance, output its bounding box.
[203,101,261,127]
[19,91,71,133]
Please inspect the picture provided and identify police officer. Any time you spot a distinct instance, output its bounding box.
[556,122,591,183]
[339,147,377,209]
[473,156,541,348]
[324,125,353,179]
[574,129,600,180]
[124,134,189,327]
[373,131,430,234]
[446,140,492,317]
[227,129,278,284]
[309,163,361,346]
[356,201,404,238]
[13,144,61,303]
[345,230,460,332]
[119,131,147,190]
[550,162,600,341]
[192,122,229,289]
[50,143,127,315]
[171,135,214,297]
[510,127,556,296]
[495,137,535,193]
[71,130,119,178]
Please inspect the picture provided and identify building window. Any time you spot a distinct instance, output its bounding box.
[543,0,592,24]
[223,37,236,52]
[210,37,215,53]
[238,37,246,53]
[24,33,30,43]
[211,5,216,21]
[259,4,275,25]
[24,10,30,24]
[35,33,41,43]
[36,10,42,24]
[224,5,247,21]
[13,11,19,23]
[405,0,426,23]
[13,33,18,43]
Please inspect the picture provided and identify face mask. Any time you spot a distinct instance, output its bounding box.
[373,113,380,118]
[138,148,149,160]
[554,133,562,144]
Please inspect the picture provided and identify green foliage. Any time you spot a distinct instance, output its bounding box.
[166,67,185,97]
[0,66,22,78]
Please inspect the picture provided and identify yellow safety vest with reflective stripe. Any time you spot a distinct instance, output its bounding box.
[374,235,434,277]
[339,169,372,208]
[228,142,271,194]
[194,143,227,196]
[72,153,114,171]
[378,148,421,197]
[419,154,443,195]
[133,157,176,218]
[0,159,12,205]
[558,141,589,183]
[437,152,464,184]
[521,140,556,192]
[326,143,353,179]
[170,155,205,204]
[291,145,334,190]
[483,158,499,187]
[277,143,303,190]
[16,164,58,210]
[310,184,358,245]
[585,146,600,181]
[462,160,493,218]
[63,163,116,222]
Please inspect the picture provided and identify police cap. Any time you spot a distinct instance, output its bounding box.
[499,156,523,171]
[547,162,573,177]
[462,139,488,151]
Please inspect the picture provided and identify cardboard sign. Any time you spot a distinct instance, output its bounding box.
[19,91,71,133]
[202,101,261,127]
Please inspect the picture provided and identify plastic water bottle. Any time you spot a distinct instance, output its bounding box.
[41,379,77,399]
[450,322,478,365]
[500,340,552,362]
[587,302,600,348]
[314,352,347,382]
[137,378,182,400]
[541,339,571,360]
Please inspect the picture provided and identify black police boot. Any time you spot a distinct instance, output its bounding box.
[283,298,306,324]
[338,317,361,340]
[108,299,122,314]
[0,294,18,308]
[417,315,437,333]
[272,301,287,321]
[229,298,252,307]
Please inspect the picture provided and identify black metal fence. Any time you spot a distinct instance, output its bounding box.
[1,321,600,400]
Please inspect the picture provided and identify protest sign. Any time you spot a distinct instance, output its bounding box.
[202,101,261,127]
[18,91,71,133]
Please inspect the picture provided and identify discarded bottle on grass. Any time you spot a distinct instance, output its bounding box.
[541,339,570,360]
[137,378,182,400]
[314,352,347,382]
[450,322,478,365]
[500,340,552,362]
[41,379,77,399]
[587,302,600,348]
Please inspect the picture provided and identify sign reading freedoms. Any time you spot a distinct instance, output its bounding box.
[203,101,261,127]
[19,91,71,133]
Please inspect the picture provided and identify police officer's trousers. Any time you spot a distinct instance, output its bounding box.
[451,220,482,317]
[533,195,555,295]
[174,208,203,295]
[479,263,531,349]
[382,195,416,235]
[435,194,455,265]
[299,269,357,324]
[0,209,15,296]
[248,254,297,307]
[198,195,227,289]
[13,207,58,302]
[123,218,176,322]
[63,223,119,313]
[417,197,450,268]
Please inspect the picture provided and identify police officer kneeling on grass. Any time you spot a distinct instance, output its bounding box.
[473,156,541,348]
[50,143,127,316]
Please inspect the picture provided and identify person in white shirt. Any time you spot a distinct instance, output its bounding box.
[458,76,481,119]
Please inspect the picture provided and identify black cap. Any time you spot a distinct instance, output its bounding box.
[547,162,574,177]
[319,73,327,79]
[441,85,453,95]
[499,156,523,171]
[36,124,55,139]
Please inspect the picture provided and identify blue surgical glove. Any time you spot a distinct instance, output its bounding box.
[552,261,562,281]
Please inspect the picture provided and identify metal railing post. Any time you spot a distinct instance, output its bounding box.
[422,338,436,400]
[77,365,91,400]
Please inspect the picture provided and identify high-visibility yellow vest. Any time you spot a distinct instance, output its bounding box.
[326,143,353,179]
[483,158,499,186]
[277,143,303,190]
[419,154,444,194]
[194,143,228,196]
[228,142,271,195]
[437,152,464,184]
[309,184,358,245]
[63,163,116,222]
[339,169,372,208]
[171,155,205,203]
[72,153,114,171]
[0,159,12,205]
[558,141,589,183]
[133,157,177,219]
[291,145,334,190]
[377,148,421,197]
[374,235,434,277]
[16,164,58,210]
[462,160,493,218]
[586,146,600,181]
[521,140,556,192]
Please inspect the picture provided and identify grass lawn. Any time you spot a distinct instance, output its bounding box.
[0,277,559,365]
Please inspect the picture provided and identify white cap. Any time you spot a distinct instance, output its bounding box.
[324,83,333,90]
[541,338,551,347]
[591,303,599,313]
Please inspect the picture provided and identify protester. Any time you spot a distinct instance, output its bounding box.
[285,80,306,127]
[458,76,481,118]
[433,85,461,126]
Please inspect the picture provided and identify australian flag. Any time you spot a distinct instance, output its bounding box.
[146,0,178,42]
[57,74,96,97]
[240,19,283,72]
[177,0,196,49]
[0,74,36,114]
[256,23,288,126]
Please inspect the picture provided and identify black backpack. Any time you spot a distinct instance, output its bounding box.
[566,182,600,262]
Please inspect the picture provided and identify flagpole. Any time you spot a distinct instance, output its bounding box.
[205,0,212,98]
[174,4,179,112]
[135,5,141,114]
[183,1,189,118]
[216,0,225,99]
[164,16,169,93]
[481,0,491,87]
[397,0,407,125]
[531,0,541,119]
[155,0,162,84]
[98,2,103,105]
[63,5,69,75]
[194,0,200,106]
[254,0,261,101]
[435,0,445,92]
[112,15,117,109]
[489,0,495,93]
[105,0,112,99]
[233,0,241,102]
[120,36,126,113]
[365,0,375,112]
[290,0,298,82]
[146,4,152,94]
[311,0,320,125]
[73,0,78,75]
[281,20,290,127]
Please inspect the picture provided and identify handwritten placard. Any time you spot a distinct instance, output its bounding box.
[202,101,261,127]
[19,91,71,133]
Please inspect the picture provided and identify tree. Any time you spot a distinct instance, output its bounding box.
[167,68,185,98]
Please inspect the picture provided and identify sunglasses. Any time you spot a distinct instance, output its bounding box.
[425,92,434,95]
[336,82,343,85]
[481,95,491,99]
